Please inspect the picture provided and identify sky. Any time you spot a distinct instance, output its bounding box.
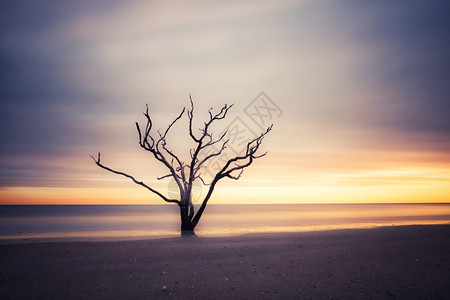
[0,0,449,204]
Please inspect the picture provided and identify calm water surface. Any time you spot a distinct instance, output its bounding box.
[0,204,449,241]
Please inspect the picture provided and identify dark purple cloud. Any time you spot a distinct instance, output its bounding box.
[331,1,450,138]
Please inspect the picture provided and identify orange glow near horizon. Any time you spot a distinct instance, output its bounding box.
[1,145,449,205]
[1,165,448,205]
[1,147,449,205]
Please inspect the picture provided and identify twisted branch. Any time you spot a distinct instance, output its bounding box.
[90,152,179,204]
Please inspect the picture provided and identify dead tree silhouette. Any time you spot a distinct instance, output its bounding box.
[92,96,272,234]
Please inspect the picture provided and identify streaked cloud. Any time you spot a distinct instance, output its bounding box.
[0,0,449,203]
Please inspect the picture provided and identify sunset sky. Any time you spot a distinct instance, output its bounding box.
[1,0,449,204]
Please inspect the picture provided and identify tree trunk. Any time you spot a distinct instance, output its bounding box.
[179,205,196,235]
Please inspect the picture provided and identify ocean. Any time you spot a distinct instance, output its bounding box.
[1,204,449,241]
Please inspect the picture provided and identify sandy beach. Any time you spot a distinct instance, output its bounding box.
[1,225,449,299]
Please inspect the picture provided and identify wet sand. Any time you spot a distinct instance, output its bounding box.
[1,225,449,299]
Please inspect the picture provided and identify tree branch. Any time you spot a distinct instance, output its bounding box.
[90,152,179,204]
[187,96,234,186]
[191,124,273,227]
[188,94,200,143]
[135,105,186,198]
[219,125,272,179]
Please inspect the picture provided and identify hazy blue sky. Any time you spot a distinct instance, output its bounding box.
[1,0,449,204]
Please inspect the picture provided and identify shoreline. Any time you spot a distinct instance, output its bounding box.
[1,225,449,299]
[2,221,450,245]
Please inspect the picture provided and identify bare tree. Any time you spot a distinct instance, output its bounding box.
[91,96,272,234]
